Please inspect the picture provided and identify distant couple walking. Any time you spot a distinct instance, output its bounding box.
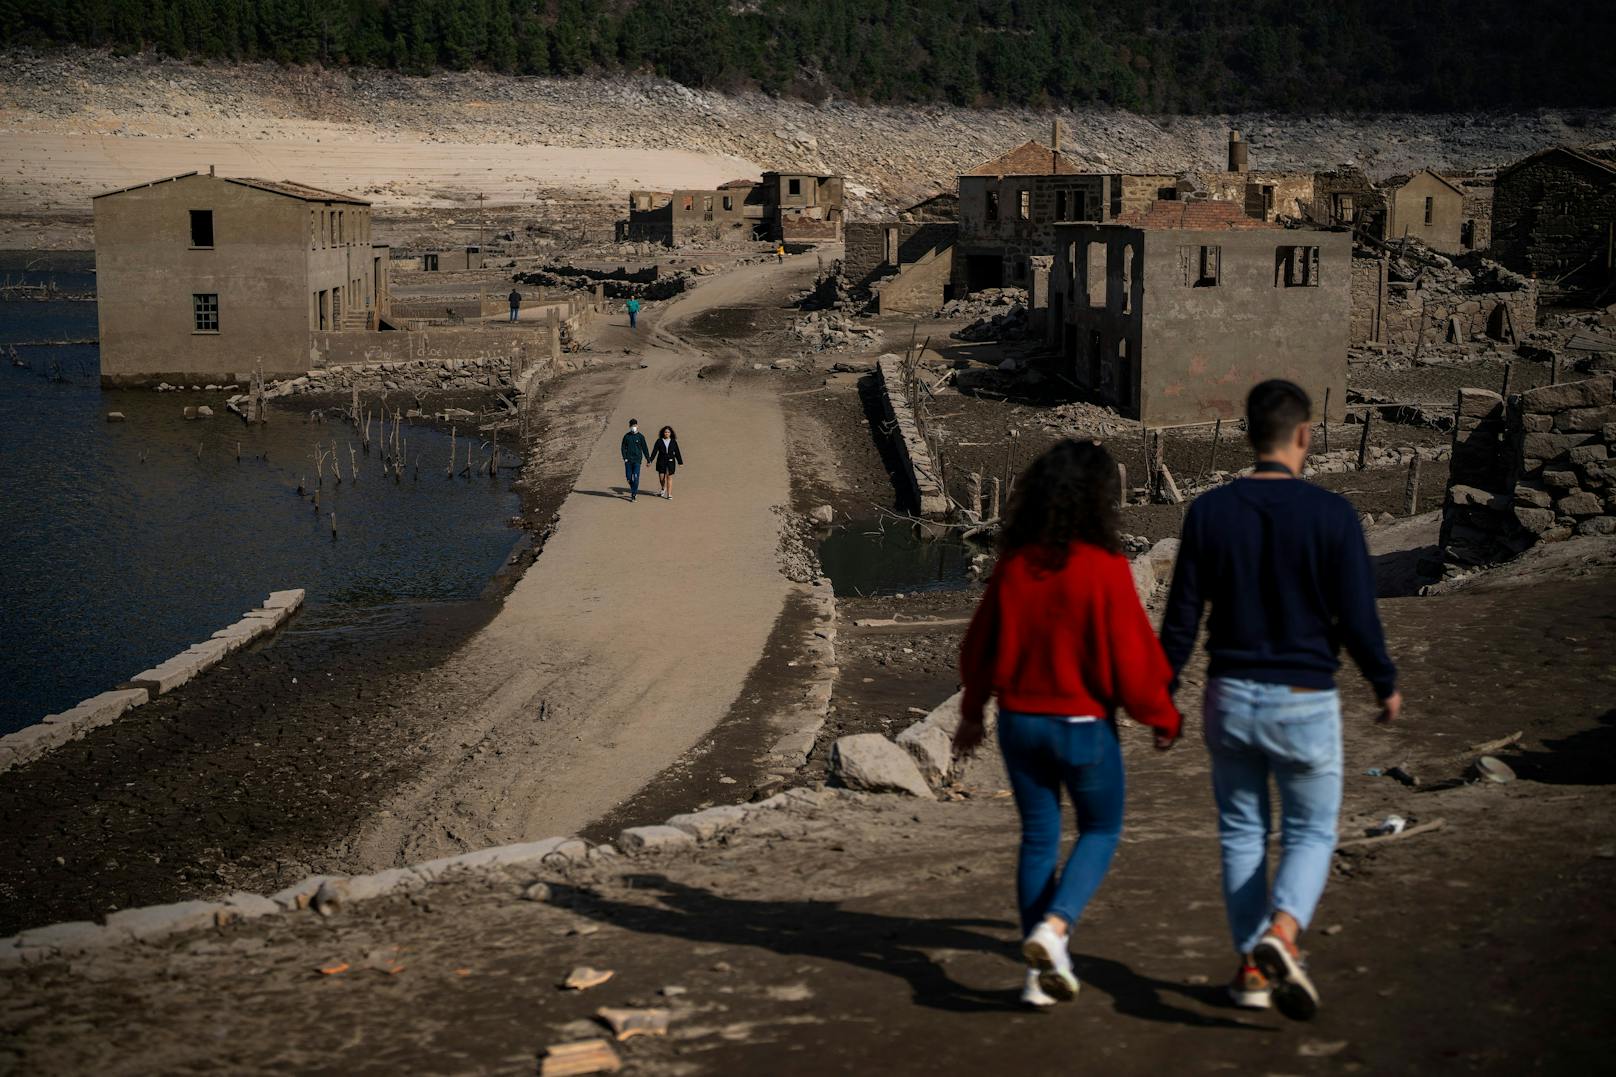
[619,418,682,502]
[956,379,1400,1018]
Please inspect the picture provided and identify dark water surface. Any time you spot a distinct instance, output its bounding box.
[817,518,974,598]
[0,264,521,732]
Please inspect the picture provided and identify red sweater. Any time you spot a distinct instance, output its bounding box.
[959,541,1182,738]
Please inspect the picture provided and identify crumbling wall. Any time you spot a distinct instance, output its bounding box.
[1440,375,1616,566]
[845,221,957,288]
[1350,253,1386,344]
[1354,250,1537,349]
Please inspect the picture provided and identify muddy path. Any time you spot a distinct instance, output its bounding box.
[337,254,825,870]
[4,539,1612,1075]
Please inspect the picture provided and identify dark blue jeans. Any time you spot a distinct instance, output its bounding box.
[629,309,638,329]
[624,458,642,498]
[998,711,1126,936]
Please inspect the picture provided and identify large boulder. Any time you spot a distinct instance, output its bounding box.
[829,733,934,798]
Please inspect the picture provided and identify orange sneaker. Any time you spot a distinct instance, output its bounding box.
[1228,962,1272,1009]
[1253,931,1320,1021]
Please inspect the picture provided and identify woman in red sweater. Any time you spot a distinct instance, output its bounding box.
[954,439,1182,1007]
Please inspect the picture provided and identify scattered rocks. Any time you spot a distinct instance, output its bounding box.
[828,733,935,799]
[595,1006,671,1042]
[562,966,615,991]
[789,309,883,352]
[617,825,697,853]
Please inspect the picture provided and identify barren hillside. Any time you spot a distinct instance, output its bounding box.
[4,49,1616,248]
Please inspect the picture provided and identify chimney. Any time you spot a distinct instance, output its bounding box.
[209,164,216,177]
[1227,130,1248,173]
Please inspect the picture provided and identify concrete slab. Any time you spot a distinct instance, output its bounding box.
[17,920,117,955]
[104,900,224,942]
[42,688,149,735]
[0,722,72,768]
[263,588,306,611]
[129,657,203,696]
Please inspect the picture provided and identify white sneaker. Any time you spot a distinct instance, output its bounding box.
[1022,921,1080,1001]
[1021,969,1057,1008]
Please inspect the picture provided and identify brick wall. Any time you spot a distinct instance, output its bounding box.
[1440,374,1616,565]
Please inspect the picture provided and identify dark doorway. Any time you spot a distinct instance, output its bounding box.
[965,255,1004,293]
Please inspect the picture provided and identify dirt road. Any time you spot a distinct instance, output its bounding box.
[5,539,1612,1075]
[343,256,817,869]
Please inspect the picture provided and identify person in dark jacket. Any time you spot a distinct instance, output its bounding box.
[620,418,650,501]
[508,288,522,323]
[1160,379,1402,1022]
[649,425,684,499]
[955,439,1181,1008]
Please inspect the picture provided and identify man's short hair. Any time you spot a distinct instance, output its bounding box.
[1246,380,1312,454]
[628,418,638,426]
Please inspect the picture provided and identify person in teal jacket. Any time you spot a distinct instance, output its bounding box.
[620,418,650,501]
[626,296,641,330]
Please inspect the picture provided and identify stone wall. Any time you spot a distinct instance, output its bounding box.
[1351,251,1537,348]
[845,221,957,290]
[1440,374,1616,566]
[1492,151,1616,289]
[875,354,950,517]
[1350,253,1386,345]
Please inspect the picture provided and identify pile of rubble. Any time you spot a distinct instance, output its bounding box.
[935,288,1025,322]
[789,309,884,352]
[946,290,1030,343]
[267,357,520,400]
[1037,399,1131,438]
[513,265,685,301]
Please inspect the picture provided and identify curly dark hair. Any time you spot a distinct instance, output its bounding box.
[998,439,1123,561]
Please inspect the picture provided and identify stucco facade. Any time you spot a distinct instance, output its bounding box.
[1383,170,1467,253]
[94,172,389,385]
[1049,201,1348,426]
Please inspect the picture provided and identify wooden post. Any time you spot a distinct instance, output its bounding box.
[1357,407,1374,470]
[988,477,1002,521]
[330,511,337,539]
[967,471,983,519]
[1404,456,1423,516]
[1159,463,1183,504]
[1203,417,1221,481]
[1322,387,1330,453]
[448,426,456,477]
[1499,361,1513,400]
[1551,353,1561,385]
[1116,462,1128,506]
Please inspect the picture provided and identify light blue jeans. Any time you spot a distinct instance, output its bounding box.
[1203,677,1342,955]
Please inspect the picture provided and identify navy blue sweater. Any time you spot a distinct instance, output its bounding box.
[1160,477,1397,699]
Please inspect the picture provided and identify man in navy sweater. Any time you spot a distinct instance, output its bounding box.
[1161,379,1401,1023]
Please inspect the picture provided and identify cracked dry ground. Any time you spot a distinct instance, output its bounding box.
[3,540,1614,1076]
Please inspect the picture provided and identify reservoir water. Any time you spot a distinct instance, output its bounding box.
[0,255,522,733]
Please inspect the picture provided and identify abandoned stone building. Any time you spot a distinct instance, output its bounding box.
[952,132,1316,298]
[1048,200,1348,426]
[1491,144,1616,295]
[1379,169,1468,252]
[954,140,1109,295]
[616,172,843,246]
[843,191,958,313]
[94,170,393,385]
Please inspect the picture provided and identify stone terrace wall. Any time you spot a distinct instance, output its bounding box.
[1440,374,1616,565]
